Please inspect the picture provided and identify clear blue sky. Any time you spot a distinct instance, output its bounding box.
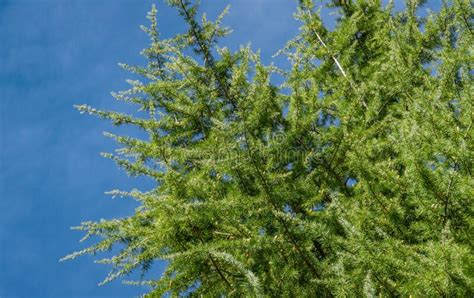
[0,0,439,297]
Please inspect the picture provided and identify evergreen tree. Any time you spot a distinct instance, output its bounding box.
[63,0,473,296]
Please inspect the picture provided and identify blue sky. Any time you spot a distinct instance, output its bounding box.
[0,0,440,297]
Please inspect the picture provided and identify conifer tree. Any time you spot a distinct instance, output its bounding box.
[63,0,473,296]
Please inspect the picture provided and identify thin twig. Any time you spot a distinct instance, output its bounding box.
[307,10,368,109]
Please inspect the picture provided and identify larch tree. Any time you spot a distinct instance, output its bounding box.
[62,0,473,296]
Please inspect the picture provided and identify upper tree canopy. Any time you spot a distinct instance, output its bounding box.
[63,0,473,296]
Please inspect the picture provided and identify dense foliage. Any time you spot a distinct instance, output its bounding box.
[63,0,473,296]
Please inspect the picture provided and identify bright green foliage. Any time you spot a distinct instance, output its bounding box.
[63,0,473,296]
